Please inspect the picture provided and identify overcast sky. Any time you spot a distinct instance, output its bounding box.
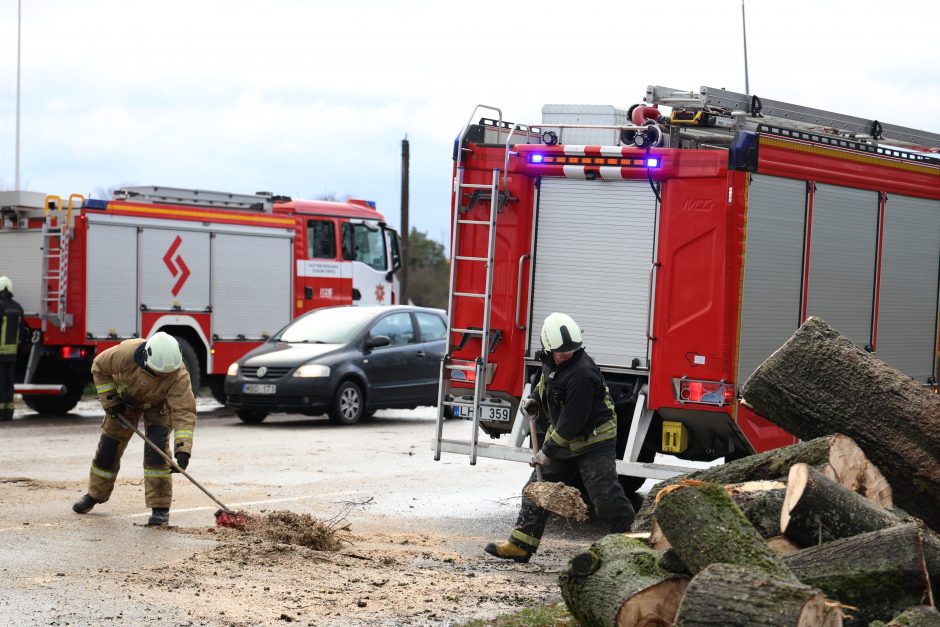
[0,0,937,243]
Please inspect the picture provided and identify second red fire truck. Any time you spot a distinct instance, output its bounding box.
[1,186,400,417]
[434,86,940,491]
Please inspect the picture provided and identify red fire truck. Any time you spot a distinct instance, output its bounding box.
[1,186,400,414]
[433,86,940,491]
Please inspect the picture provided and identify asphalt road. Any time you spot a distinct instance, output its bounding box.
[0,397,617,626]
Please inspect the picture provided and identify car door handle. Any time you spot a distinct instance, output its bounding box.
[416,350,426,358]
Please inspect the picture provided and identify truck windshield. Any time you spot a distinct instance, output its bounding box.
[343,222,387,271]
[274,307,377,344]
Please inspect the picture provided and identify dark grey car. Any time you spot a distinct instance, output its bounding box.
[224,305,447,425]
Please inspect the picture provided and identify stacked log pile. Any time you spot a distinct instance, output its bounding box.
[559,318,940,626]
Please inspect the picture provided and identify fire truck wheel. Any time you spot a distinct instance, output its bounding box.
[173,337,201,394]
[236,409,268,424]
[329,380,365,426]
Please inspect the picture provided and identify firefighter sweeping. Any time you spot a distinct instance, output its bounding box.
[72,332,195,526]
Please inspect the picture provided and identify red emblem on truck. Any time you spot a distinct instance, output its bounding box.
[162,235,191,297]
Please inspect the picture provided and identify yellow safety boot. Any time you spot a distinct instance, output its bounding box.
[484,541,531,563]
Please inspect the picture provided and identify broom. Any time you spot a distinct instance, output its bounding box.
[114,413,253,528]
[521,405,589,522]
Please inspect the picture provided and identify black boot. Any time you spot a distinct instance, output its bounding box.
[72,494,100,514]
[147,508,170,526]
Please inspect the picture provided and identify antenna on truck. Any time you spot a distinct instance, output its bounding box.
[742,0,750,95]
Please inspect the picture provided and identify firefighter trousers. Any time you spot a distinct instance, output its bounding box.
[0,360,14,421]
[509,442,635,553]
[86,410,174,509]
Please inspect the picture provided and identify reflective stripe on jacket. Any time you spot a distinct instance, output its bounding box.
[0,293,24,361]
[91,339,197,454]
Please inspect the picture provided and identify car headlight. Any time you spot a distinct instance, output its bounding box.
[294,364,331,378]
[227,362,239,376]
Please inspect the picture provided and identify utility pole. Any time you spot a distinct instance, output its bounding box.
[742,0,750,95]
[15,0,22,189]
[400,135,410,305]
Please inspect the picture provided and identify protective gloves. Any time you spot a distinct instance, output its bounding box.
[521,397,540,417]
[105,402,127,418]
[173,451,190,472]
[529,450,550,468]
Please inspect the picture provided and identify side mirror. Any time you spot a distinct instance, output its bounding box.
[365,335,391,350]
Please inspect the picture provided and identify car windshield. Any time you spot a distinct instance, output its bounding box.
[274,307,378,344]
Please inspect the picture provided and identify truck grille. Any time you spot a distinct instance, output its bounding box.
[241,366,291,379]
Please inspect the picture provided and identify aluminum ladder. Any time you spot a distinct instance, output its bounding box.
[39,194,81,332]
[434,105,505,465]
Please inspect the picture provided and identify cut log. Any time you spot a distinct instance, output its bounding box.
[882,605,940,627]
[654,481,794,580]
[558,534,689,627]
[741,316,940,531]
[782,522,935,625]
[725,480,787,538]
[781,463,904,546]
[672,563,840,627]
[634,433,890,530]
[767,535,802,555]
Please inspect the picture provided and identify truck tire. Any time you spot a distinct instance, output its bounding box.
[328,380,365,425]
[22,378,85,415]
[206,375,226,405]
[173,336,201,395]
[236,409,268,424]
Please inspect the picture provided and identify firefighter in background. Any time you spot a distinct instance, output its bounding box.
[72,332,196,526]
[0,276,27,422]
[485,313,636,563]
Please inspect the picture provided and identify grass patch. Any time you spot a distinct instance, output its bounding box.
[459,602,572,627]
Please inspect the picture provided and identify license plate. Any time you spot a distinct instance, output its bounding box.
[242,383,276,395]
[455,404,512,422]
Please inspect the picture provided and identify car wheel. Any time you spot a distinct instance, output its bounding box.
[329,380,364,425]
[236,409,268,424]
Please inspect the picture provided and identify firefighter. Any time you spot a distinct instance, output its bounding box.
[484,313,635,563]
[72,332,196,526]
[0,276,26,422]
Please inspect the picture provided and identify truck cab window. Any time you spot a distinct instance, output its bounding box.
[307,220,336,259]
[341,222,387,271]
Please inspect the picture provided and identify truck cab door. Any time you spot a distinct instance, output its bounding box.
[342,220,395,305]
[299,218,347,313]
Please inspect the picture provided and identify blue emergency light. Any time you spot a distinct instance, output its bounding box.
[646,157,660,168]
[530,154,544,164]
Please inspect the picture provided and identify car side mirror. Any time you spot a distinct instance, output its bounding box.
[365,335,391,350]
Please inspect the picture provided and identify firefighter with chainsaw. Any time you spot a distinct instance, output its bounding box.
[72,332,196,526]
[0,276,27,422]
[485,313,635,563]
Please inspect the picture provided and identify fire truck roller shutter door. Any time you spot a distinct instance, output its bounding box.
[737,175,807,384]
[0,230,43,315]
[874,194,940,383]
[86,222,138,338]
[528,179,656,369]
[805,184,880,349]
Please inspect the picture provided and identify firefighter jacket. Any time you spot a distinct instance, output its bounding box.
[0,291,26,363]
[91,339,196,455]
[535,349,617,458]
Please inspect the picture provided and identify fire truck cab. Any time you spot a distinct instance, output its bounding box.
[0,186,400,414]
[433,87,940,490]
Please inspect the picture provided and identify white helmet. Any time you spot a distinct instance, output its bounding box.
[0,276,12,294]
[540,312,583,353]
[144,332,183,373]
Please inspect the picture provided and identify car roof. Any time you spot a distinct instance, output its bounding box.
[323,305,446,316]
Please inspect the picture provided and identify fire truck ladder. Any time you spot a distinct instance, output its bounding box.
[39,194,81,332]
[114,185,277,211]
[434,105,506,465]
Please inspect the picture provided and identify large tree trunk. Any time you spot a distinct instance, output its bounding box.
[782,522,935,625]
[673,563,840,627]
[634,434,891,530]
[882,605,940,627]
[654,481,794,580]
[741,316,940,532]
[726,480,787,538]
[558,534,689,627]
[781,463,904,546]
